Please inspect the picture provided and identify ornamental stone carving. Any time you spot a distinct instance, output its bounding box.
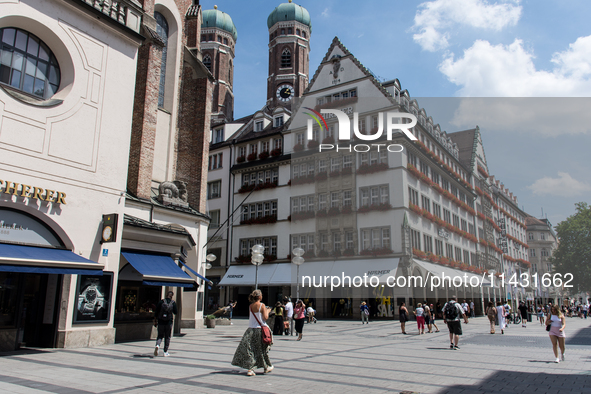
[158,180,189,208]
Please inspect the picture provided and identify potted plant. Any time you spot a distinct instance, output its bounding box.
[205,314,216,328]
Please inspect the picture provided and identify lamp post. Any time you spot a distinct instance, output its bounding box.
[292,247,305,301]
[204,253,216,271]
[251,244,264,290]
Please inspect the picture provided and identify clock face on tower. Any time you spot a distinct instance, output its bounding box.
[276,84,293,102]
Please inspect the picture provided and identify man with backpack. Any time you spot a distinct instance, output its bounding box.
[154,291,177,357]
[442,295,468,350]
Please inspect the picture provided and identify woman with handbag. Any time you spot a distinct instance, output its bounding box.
[272,302,284,336]
[546,305,566,363]
[399,302,409,334]
[293,299,306,341]
[231,290,273,376]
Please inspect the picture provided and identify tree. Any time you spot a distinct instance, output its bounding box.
[550,202,591,295]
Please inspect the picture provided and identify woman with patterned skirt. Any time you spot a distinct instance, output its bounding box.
[231,289,273,376]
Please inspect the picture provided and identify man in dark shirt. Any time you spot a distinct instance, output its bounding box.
[518,301,528,328]
[154,291,178,357]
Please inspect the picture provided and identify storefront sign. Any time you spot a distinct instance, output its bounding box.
[73,272,113,324]
[0,180,67,204]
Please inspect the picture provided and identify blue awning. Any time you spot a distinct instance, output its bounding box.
[178,259,213,285]
[0,243,103,275]
[121,251,194,287]
[143,281,194,288]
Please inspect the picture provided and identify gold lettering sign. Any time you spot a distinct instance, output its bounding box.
[0,180,67,205]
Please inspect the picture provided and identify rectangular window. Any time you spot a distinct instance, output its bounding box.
[331,157,341,172]
[530,249,536,257]
[461,219,467,232]
[433,203,441,219]
[250,144,258,155]
[318,159,327,173]
[345,231,354,250]
[318,193,327,210]
[453,214,459,228]
[455,247,462,262]
[471,252,476,266]
[361,227,391,250]
[296,133,305,145]
[333,232,341,251]
[320,233,328,251]
[207,180,221,199]
[435,239,444,256]
[240,237,277,256]
[360,185,389,206]
[331,192,340,208]
[469,223,475,236]
[442,178,449,191]
[274,138,282,150]
[446,244,453,259]
[409,187,419,206]
[360,153,369,166]
[423,235,433,253]
[411,229,421,251]
[443,209,451,224]
[407,151,417,167]
[208,210,220,228]
[463,250,470,265]
[261,141,269,152]
[239,146,246,158]
[343,155,353,168]
[214,129,224,143]
[343,190,352,206]
[421,195,431,213]
[431,170,439,185]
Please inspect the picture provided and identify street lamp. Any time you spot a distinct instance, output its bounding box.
[292,247,305,301]
[251,244,264,290]
[204,253,216,270]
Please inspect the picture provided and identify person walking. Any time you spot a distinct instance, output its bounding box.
[272,302,284,336]
[231,289,273,376]
[518,301,528,327]
[154,291,177,357]
[227,300,237,325]
[293,300,306,341]
[428,303,440,332]
[470,300,475,318]
[546,304,566,363]
[399,302,409,334]
[537,304,545,325]
[442,296,468,350]
[496,301,506,334]
[360,301,370,324]
[486,302,496,334]
[414,303,425,334]
[284,297,294,336]
[307,305,317,323]
[583,303,588,319]
[424,303,432,333]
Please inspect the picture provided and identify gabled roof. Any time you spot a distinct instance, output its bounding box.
[448,128,477,170]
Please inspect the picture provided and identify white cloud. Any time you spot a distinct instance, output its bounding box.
[527,173,591,197]
[321,8,330,18]
[412,0,521,51]
[449,97,591,136]
[440,36,591,96]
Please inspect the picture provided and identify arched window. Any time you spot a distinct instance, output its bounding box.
[281,48,291,68]
[0,27,60,99]
[203,55,212,72]
[155,12,169,108]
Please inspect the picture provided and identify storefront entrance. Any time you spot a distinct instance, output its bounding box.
[0,272,61,350]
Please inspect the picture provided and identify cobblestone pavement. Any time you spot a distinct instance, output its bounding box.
[0,316,590,394]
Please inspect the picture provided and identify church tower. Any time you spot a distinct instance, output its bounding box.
[201,5,237,123]
[266,0,311,108]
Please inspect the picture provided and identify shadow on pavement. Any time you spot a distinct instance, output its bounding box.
[0,348,54,357]
[565,324,591,346]
[438,371,590,394]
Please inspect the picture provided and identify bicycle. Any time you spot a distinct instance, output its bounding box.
[507,312,521,324]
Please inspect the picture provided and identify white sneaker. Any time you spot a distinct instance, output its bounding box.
[561,353,565,361]
[154,345,159,357]
[164,352,170,357]
[554,358,560,363]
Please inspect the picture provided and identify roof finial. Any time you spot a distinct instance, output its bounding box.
[214,4,218,9]
[289,0,292,2]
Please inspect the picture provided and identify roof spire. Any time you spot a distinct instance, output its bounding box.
[214,5,217,9]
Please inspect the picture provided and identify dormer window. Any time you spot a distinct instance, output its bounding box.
[255,121,264,131]
[213,128,224,143]
[274,116,284,127]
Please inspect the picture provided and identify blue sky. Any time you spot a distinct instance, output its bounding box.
[203,0,591,225]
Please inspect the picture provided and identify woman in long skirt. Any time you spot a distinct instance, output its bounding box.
[231,290,273,376]
[496,301,506,334]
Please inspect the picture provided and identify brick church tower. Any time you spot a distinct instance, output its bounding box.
[201,5,237,123]
[266,0,311,108]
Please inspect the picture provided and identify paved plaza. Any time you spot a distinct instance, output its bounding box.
[0,316,590,394]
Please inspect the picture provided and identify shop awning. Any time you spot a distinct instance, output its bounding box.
[178,259,213,285]
[218,264,278,286]
[121,251,194,287]
[413,259,492,286]
[269,263,292,285]
[0,243,103,275]
[328,258,400,284]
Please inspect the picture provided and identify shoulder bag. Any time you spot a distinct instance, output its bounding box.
[251,307,273,345]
